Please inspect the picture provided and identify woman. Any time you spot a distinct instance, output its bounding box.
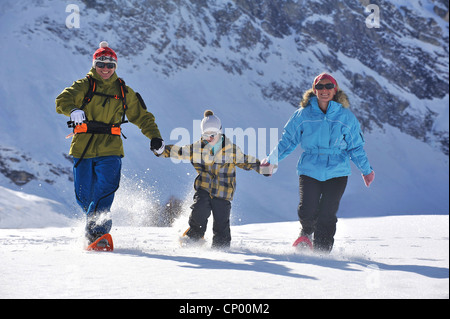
[265,73,375,252]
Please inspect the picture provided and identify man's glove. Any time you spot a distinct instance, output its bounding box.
[150,138,165,155]
[70,109,86,125]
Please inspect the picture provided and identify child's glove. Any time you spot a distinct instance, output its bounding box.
[362,171,375,187]
[150,138,165,155]
[260,158,274,177]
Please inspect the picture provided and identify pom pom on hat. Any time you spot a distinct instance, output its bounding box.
[204,110,214,117]
[93,41,118,68]
[201,110,222,134]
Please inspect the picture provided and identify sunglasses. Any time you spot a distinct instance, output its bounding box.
[96,62,116,69]
[202,133,219,140]
[315,83,335,90]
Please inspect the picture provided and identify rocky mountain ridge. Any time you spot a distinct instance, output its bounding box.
[0,0,448,219]
[41,0,449,154]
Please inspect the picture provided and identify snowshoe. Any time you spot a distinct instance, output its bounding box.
[293,234,313,251]
[179,228,206,248]
[86,233,114,252]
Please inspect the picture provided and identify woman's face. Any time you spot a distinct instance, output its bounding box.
[314,78,336,104]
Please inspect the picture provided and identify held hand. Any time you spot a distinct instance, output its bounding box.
[150,138,165,155]
[362,171,375,187]
[70,109,86,125]
[260,158,274,177]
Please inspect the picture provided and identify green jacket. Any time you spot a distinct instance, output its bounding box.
[56,68,161,158]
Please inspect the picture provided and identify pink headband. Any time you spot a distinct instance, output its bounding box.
[313,73,338,93]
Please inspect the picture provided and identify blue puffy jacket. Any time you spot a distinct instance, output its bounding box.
[268,95,372,181]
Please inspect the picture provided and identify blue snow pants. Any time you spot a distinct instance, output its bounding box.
[73,156,122,242]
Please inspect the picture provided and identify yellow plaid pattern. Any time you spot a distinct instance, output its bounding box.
[162,135,263,201]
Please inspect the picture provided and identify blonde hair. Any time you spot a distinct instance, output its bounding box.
[299,89,350,108]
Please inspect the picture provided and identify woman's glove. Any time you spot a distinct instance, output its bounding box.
[362,171,375,187]
[260,158,274,177]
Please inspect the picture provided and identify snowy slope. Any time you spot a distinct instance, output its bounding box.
[0,2,448,301]
[1,188,447,299]
[0,214,448,299]
[0,185,71,228]
[0,0,448,301]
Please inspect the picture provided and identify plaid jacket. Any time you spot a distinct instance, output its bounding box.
[161,135,263,201]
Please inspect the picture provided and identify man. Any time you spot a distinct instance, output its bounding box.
[56,41,164,249]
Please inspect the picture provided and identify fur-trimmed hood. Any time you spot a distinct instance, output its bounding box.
[266,86,372,181]
[300,89,350,108]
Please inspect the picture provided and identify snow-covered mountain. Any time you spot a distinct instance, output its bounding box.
[0,0,448,226]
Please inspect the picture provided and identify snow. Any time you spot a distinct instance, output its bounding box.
[0,186,71,229]
[1,186,449,299]
[0,208,448,299]
[0,0,448,301]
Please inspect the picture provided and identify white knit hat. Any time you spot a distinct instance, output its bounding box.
[201,110,222,134]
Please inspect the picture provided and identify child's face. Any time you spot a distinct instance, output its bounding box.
[202,132,221,145]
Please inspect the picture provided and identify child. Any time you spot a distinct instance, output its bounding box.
[156,110,272,248]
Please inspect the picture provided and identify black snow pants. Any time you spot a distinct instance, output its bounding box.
[186,188,232,248]
[298,175,348,252]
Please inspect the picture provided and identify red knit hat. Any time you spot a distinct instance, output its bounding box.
[313,72,338,93]
[92,41,118,67]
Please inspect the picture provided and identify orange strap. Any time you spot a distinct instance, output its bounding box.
[74,123,88,134]
[65,122,121,139]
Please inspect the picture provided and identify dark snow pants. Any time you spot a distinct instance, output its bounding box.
[298,175,348,252]
[187,188,232,248]
[73,156,122,243]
